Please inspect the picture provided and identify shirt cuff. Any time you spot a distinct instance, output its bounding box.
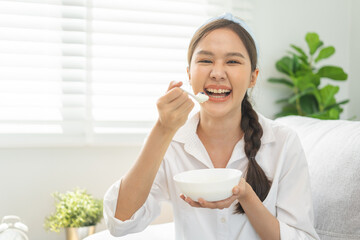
[103,179,161,237]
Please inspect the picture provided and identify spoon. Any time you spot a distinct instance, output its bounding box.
[181,88,209,103]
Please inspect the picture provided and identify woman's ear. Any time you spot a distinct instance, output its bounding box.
[187,66,192,86]
[249,68,259,88]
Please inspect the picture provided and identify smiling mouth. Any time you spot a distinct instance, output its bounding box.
[204,88,232,99]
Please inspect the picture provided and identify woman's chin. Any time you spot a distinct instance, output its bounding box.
[200,99,242,119]
[201,105,232,118]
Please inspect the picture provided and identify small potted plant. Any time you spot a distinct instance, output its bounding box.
[44,188,103,240]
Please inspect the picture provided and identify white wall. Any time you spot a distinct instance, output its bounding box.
[0,146,141,240]
[1,1,359,240]
[349,0,360,120]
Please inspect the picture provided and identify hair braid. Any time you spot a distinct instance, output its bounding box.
[234,93,271,214]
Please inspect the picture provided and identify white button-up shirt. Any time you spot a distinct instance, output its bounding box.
[104,112,320,240]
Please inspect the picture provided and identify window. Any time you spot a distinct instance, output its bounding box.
[0,0,253,147]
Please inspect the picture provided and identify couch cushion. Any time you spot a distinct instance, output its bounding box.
[275,116,360,240]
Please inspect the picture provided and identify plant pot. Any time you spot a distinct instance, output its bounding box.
[65,226,95,240]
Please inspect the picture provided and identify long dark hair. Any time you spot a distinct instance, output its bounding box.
[187,18,271,214]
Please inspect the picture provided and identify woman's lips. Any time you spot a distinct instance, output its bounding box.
[203,85,232,102]
[206,92,231,102]
[204,84,232,90]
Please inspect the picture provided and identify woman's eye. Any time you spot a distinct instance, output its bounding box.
[198,60,212,63]
[227,60,240,64]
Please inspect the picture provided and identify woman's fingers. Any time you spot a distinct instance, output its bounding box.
[158,81,193,111]
[163,86,185,104]
[180,194,238,209]
[156,81,194,131]
[235,177,247,200]
[180,194,202,208]
[198,194,239,209]
[166,91,192,110]
[166,80,183,92]
[179,178,248,209]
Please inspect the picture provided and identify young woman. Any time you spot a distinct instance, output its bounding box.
[103,13,320,240]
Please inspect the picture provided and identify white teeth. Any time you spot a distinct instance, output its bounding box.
[206,88,231,93]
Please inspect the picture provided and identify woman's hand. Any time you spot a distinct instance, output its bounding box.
[156,81,195,133]
[180,177,249,209]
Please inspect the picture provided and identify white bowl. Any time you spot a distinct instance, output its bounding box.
[173,168,242,202]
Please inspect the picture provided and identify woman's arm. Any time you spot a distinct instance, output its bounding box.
[239,184,280,240]
[115,81,194,221]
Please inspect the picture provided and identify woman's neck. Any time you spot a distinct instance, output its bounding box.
[197,110,243,145]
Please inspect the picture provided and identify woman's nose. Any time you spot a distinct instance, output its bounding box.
[209,64,226,81]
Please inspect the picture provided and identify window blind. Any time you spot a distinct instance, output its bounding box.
[0,0,253,147]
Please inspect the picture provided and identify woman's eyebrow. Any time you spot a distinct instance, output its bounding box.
[225,52,245,59]
[196,50,214,56]
[196,50,245,59]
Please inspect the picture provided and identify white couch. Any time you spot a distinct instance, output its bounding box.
[86,116,360,240]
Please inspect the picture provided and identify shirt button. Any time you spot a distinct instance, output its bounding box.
[221,217,226,223]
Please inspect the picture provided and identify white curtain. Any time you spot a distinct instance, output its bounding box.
[0,0,253,147]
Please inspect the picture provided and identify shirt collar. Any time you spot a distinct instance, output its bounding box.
[173,113,213,168]
[172,112,275,168]
[173,112,200,144]
[173,112,275,144]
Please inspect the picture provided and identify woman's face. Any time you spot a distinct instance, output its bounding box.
[187,28,258,118]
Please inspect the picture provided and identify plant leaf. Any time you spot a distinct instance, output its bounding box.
[290,44,308,61]
[315,46,335,63]
[319,85,339,108]
[307,111,330,120]
[311,108,342,120]
[300,94,319,114]
[276,97,291,104]
[317,66,348,80]
[276,56,293,76]
[309,74,320,87]
[268,78,294,87]
[308,106,342,120]
[275,104,298,118]
[292,54,301,73]
[44,188,103,232]
[296,74,320,90]
[299,62,312,72]
[287,53,308,66]
[305,32,323,55]
[324,99,350,111]
[328,107,341,119]
[310,88,322,106]
[288,88,314,103]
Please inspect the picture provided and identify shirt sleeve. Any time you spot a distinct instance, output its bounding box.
[103,160,170,237]
[276,130,320,240]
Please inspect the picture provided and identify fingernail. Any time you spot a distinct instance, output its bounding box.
[234,188,239,194]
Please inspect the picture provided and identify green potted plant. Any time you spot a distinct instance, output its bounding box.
[268,32,349,119]
[44,188,103,240]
